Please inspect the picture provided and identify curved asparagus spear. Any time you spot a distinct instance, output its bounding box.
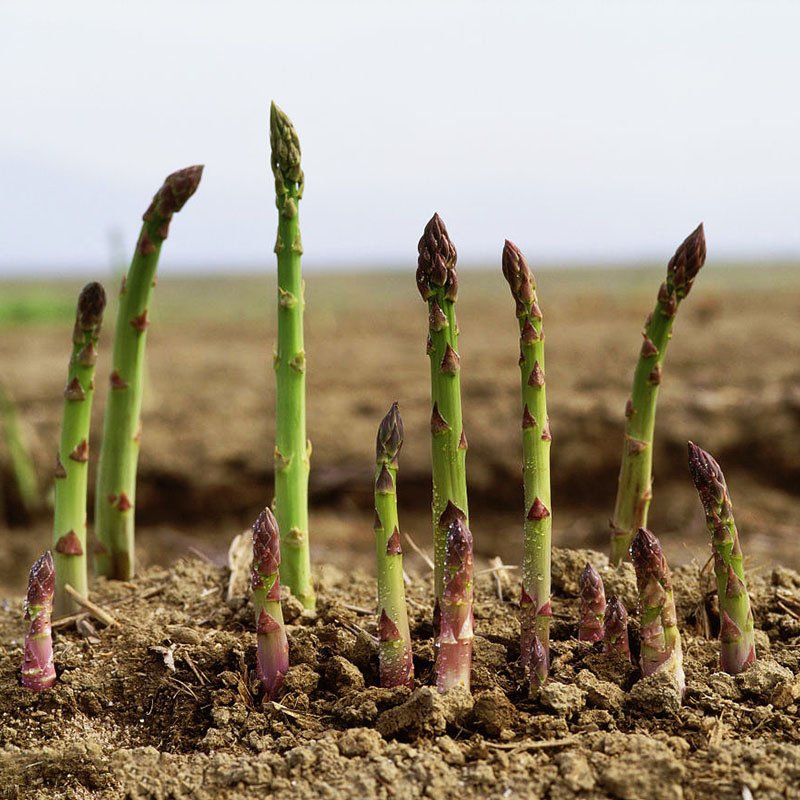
[416,213,469,614]
[374,403,414,688]
[630,527,685,697]
[603,595,631,662]
[578,562,606,642]
[21,552,56,691]
[501,240,553,669]
[53,282,106,615]
[610,225,706,564]
[687,442,755,674]
[270,102,314,610]
[436,518,474,692]
[95,166,203,579]
[252,507,290,699]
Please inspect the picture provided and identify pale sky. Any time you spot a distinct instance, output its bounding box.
[1,1,799,275]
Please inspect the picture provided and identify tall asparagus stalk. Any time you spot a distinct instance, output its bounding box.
[270,102,314,610]
[502,239,553,668]
[374,403,414,688]
[95,166,203,580]
[578,562,606,642]
[687,442,756,674]
[416,213,469,614]
[21,552,56,691]
[53,282,106,616]
[630,527,685,696]
[436,518,474,693]
[252,507,290,699]
[603,596,631,662]
[610,224,706,564]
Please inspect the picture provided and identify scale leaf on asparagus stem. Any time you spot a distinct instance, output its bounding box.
[252,507,290,699]
[53,282,106,615]
[21,552,56,691]
[610,224,706,565]
[436,518,474,693]
[95,166,203,580]
[501,240,553,672]
[374,403,414,688]
[270,102,314,610]
[630,527,685,697]
[416,214,469,625]
[687,442,756,674]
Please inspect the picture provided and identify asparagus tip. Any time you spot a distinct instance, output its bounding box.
[416,213,458,300]
[269,101,303,189]
[501,239,535,306]
[667,222,706,298]
[76,282,107,334]
[376,402,404,464]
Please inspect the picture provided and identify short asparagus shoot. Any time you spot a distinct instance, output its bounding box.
[252,507,289,699]
[436,518,474,693]
[603,595,631,662]
[630,527,685,697]
[53,282,106,616]
[688,442,756,674]
[416,213,470,621]
[501,240,553,670]
[21,552,56,691]
[578,562,606,642]
[374,403,414,688]
[610,225,706,564]
[95,166,203,580]
[270,101,314,610]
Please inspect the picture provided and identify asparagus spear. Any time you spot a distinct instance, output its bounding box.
[416,213,469,614]
[687,442,756,674]
[528,635,548,696]
[436,518,474,692]
[252,507,289,699]
[53,282,106,616]
[603,595,631,662]
[578,562,606,642]
[374,403,414,688]
[21,552,56,691]
[630,527,685,696]
[610,224,706,564]
[95,166,203,580]
[270,102,314,610]
[501,240,553,669]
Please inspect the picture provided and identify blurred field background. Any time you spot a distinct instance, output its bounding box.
[2,262,799,596]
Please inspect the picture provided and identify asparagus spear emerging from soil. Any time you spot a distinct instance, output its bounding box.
[578,562,606,642]
[501,240,553,670]
[53,282,106,616]
[374,403,414,688]
[416,214,469,614]
[95,166,203,580]
[252,507,290,699]
[21,552,56,691]
[528,635,548,696]
[610,225,706,565]
[270,102,314,610]
[603,595,631,662]
[630,528,685,696]
[687,442,756,674]
[436,518,474,692]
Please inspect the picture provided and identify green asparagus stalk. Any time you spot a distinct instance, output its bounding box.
[630,527,685,696]
[603,595,631,662]
[252,507,289,699]
[436,518,474,692]
[610,224,706,565]
[687,442,756,674]
[270,102,314,610]
[95,166,203,580]
[578,562,606,642]
[416,213,469,616]
[21,552,56,691]
[53,282,106,616]
[374,403,414,688]
[0,383,40,516]
[501,239,552,668]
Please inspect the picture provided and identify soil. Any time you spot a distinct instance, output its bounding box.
[1,547,799,800]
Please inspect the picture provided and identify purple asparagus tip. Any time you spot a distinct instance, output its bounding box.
[376,402,404,465]
[21,552,56,691]
[667,223,706,299]
[528,635,548,695]
[578,562,606,643]
[416,213,458,301]
[603,596,631,662]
